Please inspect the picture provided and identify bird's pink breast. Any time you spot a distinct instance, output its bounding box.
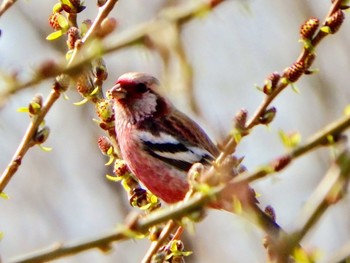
[117,124,189,203]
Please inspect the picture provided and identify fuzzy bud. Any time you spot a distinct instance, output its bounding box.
[263,72,280,95]
[300,17,319,39]
[234,109,248,131]
[97,136,113,155]
[49,13,62,30]
[33,126,50,144]
[54,75,71,92]
[113,160,130,177]
[129,188,148,208]
[62,0,86,13]
[284,61,305,83]
[96,99,115,123]
[76,73,95,98]
[28,94,43,116]
[259,107,276,125]
[66,27,81,49]
[325,10,345,34]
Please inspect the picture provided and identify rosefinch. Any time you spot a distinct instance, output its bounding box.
[111,72,281,237]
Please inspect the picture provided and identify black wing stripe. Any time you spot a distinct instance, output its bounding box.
[145,149,193,171]
[142,141,188,153]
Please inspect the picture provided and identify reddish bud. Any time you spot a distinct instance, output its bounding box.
[76,74,94,96]
[97,0,108,7]
[264,205,276,222]
[284,61,305,82]
[263,72,280,95]
[38,60,59,78]
[234,109,248,131]
[96,99,115,123]
[113,160,130,177]
[66,27,81,49]
[97,136,112,155]
[271,155,291,172]
[300,17,319,39]
[33,126,50,144]
[325,10,345,34]
[129,188,148,207]
[28,94,43,116]
[49,13,62,30]
[259,107,276,125]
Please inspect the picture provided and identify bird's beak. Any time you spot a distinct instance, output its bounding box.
[110,83,126,100]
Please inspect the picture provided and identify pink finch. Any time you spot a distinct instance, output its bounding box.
[111,72,281,239]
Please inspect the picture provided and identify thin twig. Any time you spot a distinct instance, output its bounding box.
[0,0,120,193]
[0,0,225,104]
[141,220,178,263]
[275,150,350,262]
[9,193,211,263]
[0,88,61,193]
[233,113,350,185]
[0,0,17,17]
[245,0,344,130]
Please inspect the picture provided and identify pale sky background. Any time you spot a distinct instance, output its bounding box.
[1,1,350,262]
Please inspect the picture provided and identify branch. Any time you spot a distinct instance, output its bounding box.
[0,0,120,194]
[234,113,350,185]
[0,0,225,105]
[274,149,350,262]
[245,0,345,130]
[10,111,350,262]
[9,193,211,263]
[0,0,17,17]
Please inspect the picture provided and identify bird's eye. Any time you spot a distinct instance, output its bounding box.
[135,83,148,94]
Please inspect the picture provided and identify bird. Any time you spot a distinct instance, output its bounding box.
[110,72,281,239]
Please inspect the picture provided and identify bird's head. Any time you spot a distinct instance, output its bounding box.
[111,72,170,123]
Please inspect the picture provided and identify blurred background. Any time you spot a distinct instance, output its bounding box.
[1,0,350,262]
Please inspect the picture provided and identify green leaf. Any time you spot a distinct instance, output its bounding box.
[73,98,89,106]
[320,26,332,34]
[116,225,146,239]
[46,30,64,40]
[344,105,350,116]
[90,86,99,96]
[39,145,53,152]
[52,2,62,13]
[291,83,300,94]
[279,130,301,148]
[0,192,9,199]
[105,155,114,166]
[57,14,69,29]
[106,174,122,182]
[0,232,3,240]
[17,107,29,113]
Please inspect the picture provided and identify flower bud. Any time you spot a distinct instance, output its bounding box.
[259,107,276,125]
[324,10,345,34]
[33,126,50,144]
[263,72,280,95]
[234,109,248,131]
[97,136,112,155]
[300,17,319,39]
[66,27,81,50]
[271,155,291,172]
[284,61,305,83]
[96,99,115,123]
[28,94,43,116]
